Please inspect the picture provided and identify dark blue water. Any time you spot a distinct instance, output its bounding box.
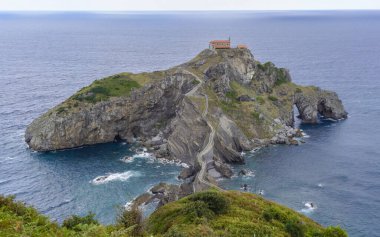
[0,11,379,236]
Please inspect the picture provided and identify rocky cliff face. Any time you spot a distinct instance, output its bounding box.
[25,71,197,151]
[294,88,347,123]
[25,48,347,185]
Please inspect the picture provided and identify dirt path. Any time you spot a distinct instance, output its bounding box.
[183,70,223,192]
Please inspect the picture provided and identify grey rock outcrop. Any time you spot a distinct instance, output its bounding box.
[294,88,348,123]
[25,71,197,151]
[167,97,209,165]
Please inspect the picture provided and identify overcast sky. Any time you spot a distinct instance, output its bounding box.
[1,0,379,11]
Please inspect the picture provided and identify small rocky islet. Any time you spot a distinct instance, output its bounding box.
[21,47,348,236]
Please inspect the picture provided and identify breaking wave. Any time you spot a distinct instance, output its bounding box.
[300,201,317,214]
[91,171,140,185]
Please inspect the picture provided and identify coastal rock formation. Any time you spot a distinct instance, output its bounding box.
[25,48,347,185]
[294,88,347,123]
[25,71,197,151]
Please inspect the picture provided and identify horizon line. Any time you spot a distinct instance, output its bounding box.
[1,9,380,13]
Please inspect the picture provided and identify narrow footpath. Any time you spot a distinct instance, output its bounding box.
[183,70,223,192]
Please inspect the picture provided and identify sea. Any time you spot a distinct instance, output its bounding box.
[0,11,379,236]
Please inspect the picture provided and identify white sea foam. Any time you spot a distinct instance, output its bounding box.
[91,171,140,185]
[133,151,152,159]
[317,183,324,188]
[243,170,255,178]
[124,201,133,210]
[257,189,265,195]
[300,201,317,214]
[238,169,255,178]
[302,132,310,138]
[120,156,135,163]
[250,147,262,153]
[123,146,190,168]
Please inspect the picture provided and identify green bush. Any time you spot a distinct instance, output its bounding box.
[62,212,99,230]
[252,112,261,122]
[183,201,215,221]
[256,96,265,105]
[116,208,143,236]
[164,224,216,237]
[225,90,238,100]
[56,106,66,114]
[274,70,289,86]
[268,95,278,102]
[165,226,188,237]
[262,207,286,222]
[321,226,348,237]
[188,191,229,215]
[295,87,302,93]
[192,79,200,85]
[257,63,264,71]
[257,62,274,71]
[285,219,305,237]
[274,78,288,86]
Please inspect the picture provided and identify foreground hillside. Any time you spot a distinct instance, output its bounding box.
[0,191,347,237]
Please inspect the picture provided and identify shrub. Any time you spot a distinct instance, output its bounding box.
[188,192,229,215]
[285,219,305,237]
[56,106,66,114]
[274,78,288,86]
[295,88,302,93]
[252,112,261,122]
[89,86,110,95]
[263,207,286,222]
[225,90,238,100]
[62,212,99,230]
[183,201,215,221]
[274,70,289,86]
[192,79,200,85]
[321,226,348,237]
[116,208,143,236]
[258,62,274,71]
[165,226,187,237]
[268,95,278,102]
[256,96,265,105]
[257,63,265,71]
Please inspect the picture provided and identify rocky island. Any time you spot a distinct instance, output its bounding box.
[25,48,347,190]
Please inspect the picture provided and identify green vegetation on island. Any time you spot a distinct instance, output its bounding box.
[1,191,347,237]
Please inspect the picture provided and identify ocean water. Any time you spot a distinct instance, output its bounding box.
[0,11,379,236]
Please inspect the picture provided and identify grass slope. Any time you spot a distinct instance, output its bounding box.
[147,190,347,237]
[1,192,347,237]
[51,71,167,115]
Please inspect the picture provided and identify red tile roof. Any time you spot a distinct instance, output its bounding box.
[210,40,230,43]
